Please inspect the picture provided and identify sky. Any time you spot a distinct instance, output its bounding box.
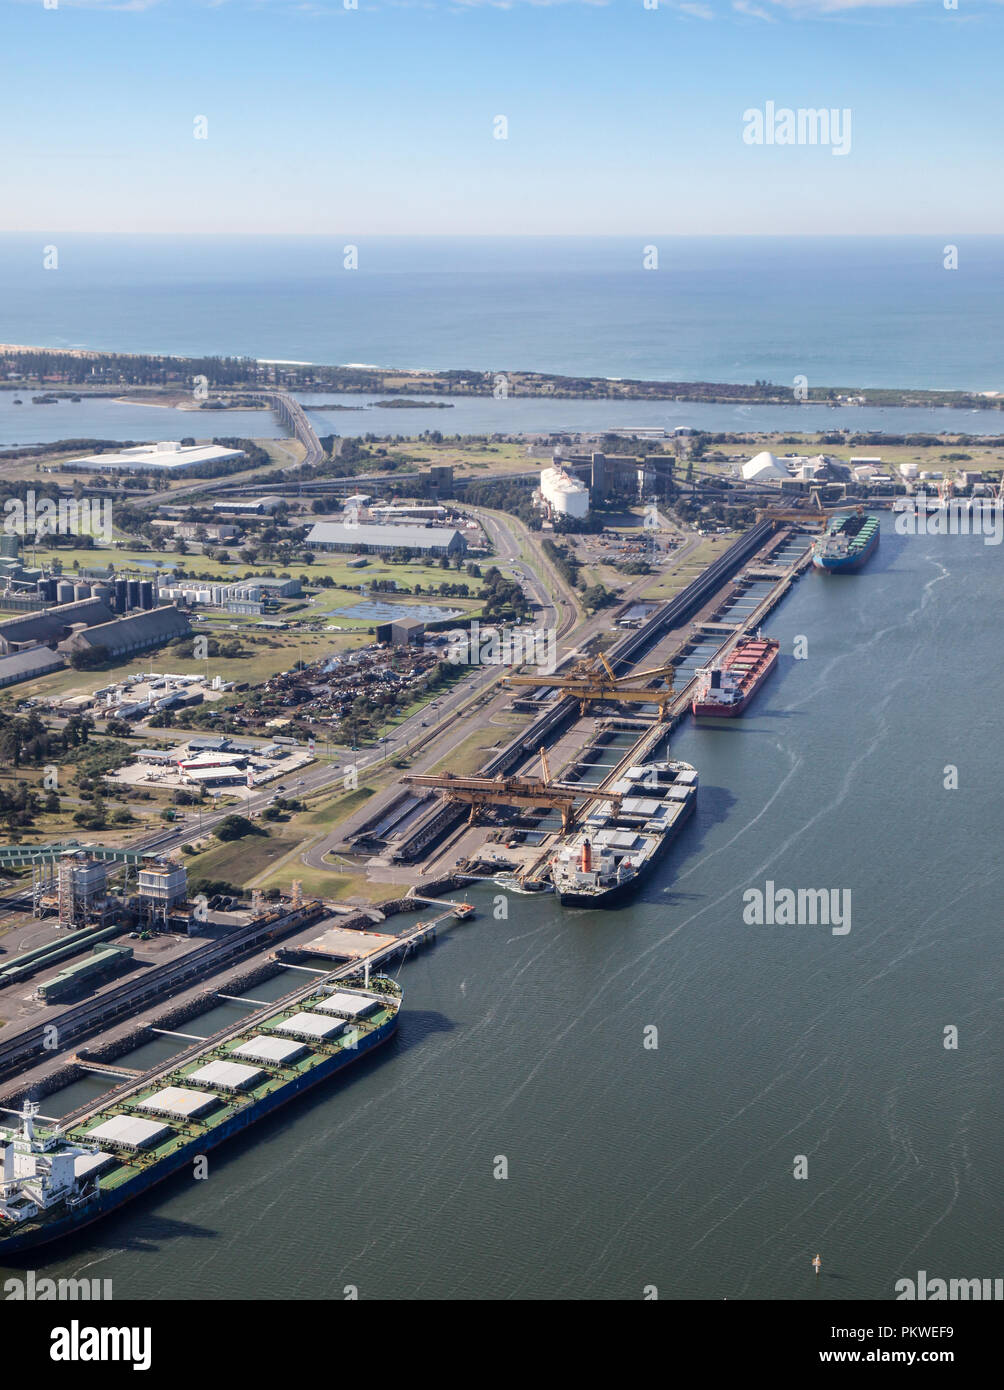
[3,0,1003,235]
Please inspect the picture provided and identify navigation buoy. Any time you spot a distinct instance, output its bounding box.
[812,1253,822,1276]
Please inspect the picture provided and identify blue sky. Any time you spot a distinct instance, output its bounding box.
[4,0,1002,234]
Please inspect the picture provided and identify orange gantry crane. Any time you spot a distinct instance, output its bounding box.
[503,651,678,721]
[755,489,832,527]
[405,747,601,832]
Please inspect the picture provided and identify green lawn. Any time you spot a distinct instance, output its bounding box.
[184,828,302,883]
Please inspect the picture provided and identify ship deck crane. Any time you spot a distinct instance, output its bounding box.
[503,651,678,720]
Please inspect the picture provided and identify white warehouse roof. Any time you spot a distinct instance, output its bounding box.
[65,442,247,474]
[306,521,465,550]
[742,451,791,482]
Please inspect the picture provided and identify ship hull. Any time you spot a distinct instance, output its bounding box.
[556,794,696,907]
[692,646,778,717]
[0,1012,399,1258]
[812,526,880,572]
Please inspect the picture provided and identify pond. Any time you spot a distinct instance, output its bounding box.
[326,600,465,623]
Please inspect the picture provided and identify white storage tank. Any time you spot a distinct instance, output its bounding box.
[540,466,589,519]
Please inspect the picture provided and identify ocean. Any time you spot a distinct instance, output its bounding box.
[2,234,1003,392]
[4,516,1000,1299]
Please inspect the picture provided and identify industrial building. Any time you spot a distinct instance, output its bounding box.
[212,495,284,515]
[136,858,188,929]
[0,645,65,687]
[57,852,111,930]
[741,451,792,484]
[370,504,448,521]
[63,441,247,475]
[35,944,133,1003]
[57,605,192,661]
[160,575,300,606]
[375,617,426,646]
[0,596,115,654]
[306,521,467,557]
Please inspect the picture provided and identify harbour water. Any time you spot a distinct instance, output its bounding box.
[6,516,999,1299]
[2,389,1002,455]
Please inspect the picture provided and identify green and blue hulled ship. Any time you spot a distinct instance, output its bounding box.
[812,512,880,572]
[0,980,401,1256]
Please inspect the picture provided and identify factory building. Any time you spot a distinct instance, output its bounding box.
[137,858,188,929]
[63,441,247,475]
[0,645,65,688]
[57,852,110,930]
[375,617,426,646]
[211,495,284,515]
[306,521,467,557]
[57,606,192,661]
[160,575,300,606]
[0,597,115,654]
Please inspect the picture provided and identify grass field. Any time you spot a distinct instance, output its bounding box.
[183,828,302,884]
[641,535,734,600]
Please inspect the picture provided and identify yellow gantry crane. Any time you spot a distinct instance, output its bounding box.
[404,746,592,832]
[755,489,831,527]
[503,651,678,721]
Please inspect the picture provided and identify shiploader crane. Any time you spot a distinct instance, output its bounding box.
[503,651,678,720]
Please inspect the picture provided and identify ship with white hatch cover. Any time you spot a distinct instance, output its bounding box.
[549,758,698,906]
[0,976,401,1255]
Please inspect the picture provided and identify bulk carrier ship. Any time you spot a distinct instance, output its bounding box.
[692,636,780,717]
[550,759,698,906]
[812,512,880,572]
[0,978,401,1256]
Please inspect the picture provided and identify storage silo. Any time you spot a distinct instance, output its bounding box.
[113,579,128,614]
[73,582,91,601]
[92,583,112,604]
[40,577,59,602]
[56,580,74,604]
[139,580,154,610]
[127,579,141,611]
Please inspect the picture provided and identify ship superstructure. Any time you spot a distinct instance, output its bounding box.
[549,759,698,906]
[0,978,401,1255]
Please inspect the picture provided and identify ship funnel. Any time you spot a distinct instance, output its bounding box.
[581,839,592,873]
